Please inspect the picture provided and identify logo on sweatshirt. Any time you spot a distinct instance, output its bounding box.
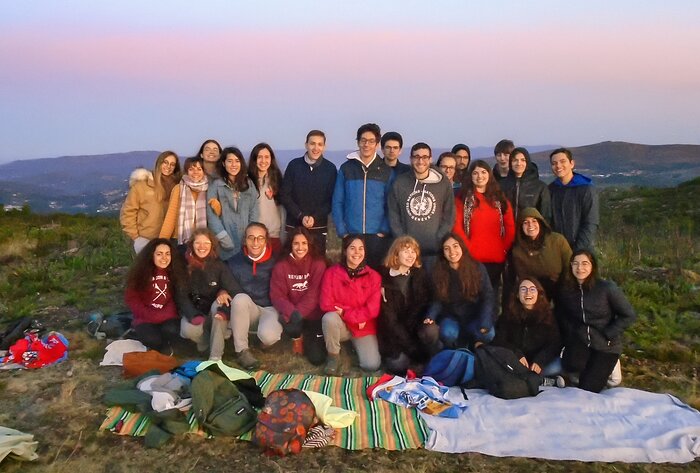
[406,189,437,222]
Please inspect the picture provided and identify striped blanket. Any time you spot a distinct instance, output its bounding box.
[100,371,428,450]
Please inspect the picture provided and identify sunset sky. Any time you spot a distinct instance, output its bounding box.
[2,1,699,162]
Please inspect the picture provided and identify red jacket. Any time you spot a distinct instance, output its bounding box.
[125,268,179,326]
[270,254,326,322]
[320,264,381,337]
[453,192,515,264]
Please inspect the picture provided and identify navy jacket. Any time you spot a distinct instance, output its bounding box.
[279,156,337,229]
[549,173,599,251]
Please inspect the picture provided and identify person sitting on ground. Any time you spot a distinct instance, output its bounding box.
[422,233,495,351]
[179,229,242,353]
[320,235,382,375]
[377,236,432,374]
[124,238,189,353]
[492,277,563,381]
[210,222,281,368]
[160,157,209,251]
[509,207,572,301]
[557,250,637,393]
[270,226,328,366]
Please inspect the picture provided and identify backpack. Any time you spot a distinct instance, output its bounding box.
[423,348,476,387]
[86,312,132,340]
[472,345,541,399]
[191,368,257,437]
[0,318,44,350]
[253,388,317,456]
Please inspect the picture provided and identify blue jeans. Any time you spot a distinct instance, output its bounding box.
[439,317,494,348]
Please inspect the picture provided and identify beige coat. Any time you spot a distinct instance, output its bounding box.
[120,168,166,240]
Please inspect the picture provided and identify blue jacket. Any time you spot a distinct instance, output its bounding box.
[206,177,259,261]
[226,246,275,307]
[332,152,394,236]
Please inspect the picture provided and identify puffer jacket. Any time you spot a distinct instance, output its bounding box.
[120,168,166,240]
[500,157,551,223]
[319,264,381,337]
[180,257,242,320]
[549,173,599,251]
[557,279,636,354]
[332,152,393,236]
[206,177,259,261]
[226,245,275,307]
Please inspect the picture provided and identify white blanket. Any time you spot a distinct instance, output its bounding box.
[422,386,700,463]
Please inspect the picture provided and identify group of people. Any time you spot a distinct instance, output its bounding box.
[119,124,636,393]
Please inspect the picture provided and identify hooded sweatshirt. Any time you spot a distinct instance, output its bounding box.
[270,254,326,322]
[500,153,551,223]
[332,152,394,236]
[548,172,599,251]
[387,167,456,256]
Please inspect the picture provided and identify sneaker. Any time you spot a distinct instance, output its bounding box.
[607,359,622,387]
[236,349,260,370]
[541,376,566,388]
[292,337,303,355]
[324,354,341,376]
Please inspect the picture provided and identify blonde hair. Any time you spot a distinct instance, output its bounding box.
[383,236,422,270]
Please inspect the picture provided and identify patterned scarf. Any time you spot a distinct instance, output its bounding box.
[177,176,208,245]
[462,192,505,239]
[343,260,367,279]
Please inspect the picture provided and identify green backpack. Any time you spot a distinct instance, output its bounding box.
[191,368,257,437]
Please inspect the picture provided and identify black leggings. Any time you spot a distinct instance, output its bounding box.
[563,337,619,393]
[131,318,181,353]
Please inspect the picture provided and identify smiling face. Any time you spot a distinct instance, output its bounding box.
[345,238,365,269]
[161,154,177,177]
[410,147,432,178]
[550,152,575,184]
[201,141,220,163]
[518,279,538,310]
[471,166,490,192]
[224,153,241,178]
[521,217,541,240]
[256,148,272,176]
[511,152,528,178]
[305,135,326,161]
[245,225,267,258]
[153,244,172,269]
[291,233,309,260]
[358,132,378,161]
[397,245,417,271]
[442,237,463,269]
[571,254,593,284]
[439,156,457,183]
[187,162,205,182]
[193,233,212,259]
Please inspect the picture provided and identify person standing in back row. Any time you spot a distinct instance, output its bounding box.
[279,130,337,256]
[548,148,599,251]
[332,123,394,268]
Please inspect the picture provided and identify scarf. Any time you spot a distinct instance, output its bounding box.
[462,192,505,239]
[177,176,208,245]
[343,260,367,279]
[185,248,207,273]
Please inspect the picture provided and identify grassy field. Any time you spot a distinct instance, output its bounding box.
[0,179,698,472]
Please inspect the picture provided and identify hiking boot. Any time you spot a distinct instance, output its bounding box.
[236,349,260,370]
[292,337,303,355]
[541,376,566,388]
[324,354,341,376]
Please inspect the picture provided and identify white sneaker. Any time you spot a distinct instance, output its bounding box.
[541,376,566,388]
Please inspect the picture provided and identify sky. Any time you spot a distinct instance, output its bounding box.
[2,1,700,163]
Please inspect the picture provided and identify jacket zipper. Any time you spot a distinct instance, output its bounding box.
[362,165,368,233]
[579,284,590,347]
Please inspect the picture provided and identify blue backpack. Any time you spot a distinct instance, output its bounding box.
[423,348,475,387]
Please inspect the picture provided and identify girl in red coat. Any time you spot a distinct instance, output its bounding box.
[270,227,328,365]
[454,159,515,293]
[124,238,189,352]
[320,235,382,375]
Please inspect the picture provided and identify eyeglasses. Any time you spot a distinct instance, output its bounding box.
[359,138,377,145]
[246,235,266,243]
[440,165,455,171]
[519,286,538,294]
[411,155,431,161]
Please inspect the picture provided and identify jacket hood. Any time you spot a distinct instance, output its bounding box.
[346,150,378,166]
[416,167,444,184]
[551,172,592,188]
[517,207,551,231]
[128,167,154,187]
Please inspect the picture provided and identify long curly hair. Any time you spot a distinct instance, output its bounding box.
[433,233,481,302]
[186,228,219,261]
[126,238,187,293]
[459,159,508,209]
[281,226,325,262]
[506,276,553,324]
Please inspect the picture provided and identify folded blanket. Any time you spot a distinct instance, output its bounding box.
[423,386,700,463]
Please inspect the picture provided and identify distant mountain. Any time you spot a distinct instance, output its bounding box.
[0,141,698,214]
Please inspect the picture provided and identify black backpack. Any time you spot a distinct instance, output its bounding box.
[472,345,541,399]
